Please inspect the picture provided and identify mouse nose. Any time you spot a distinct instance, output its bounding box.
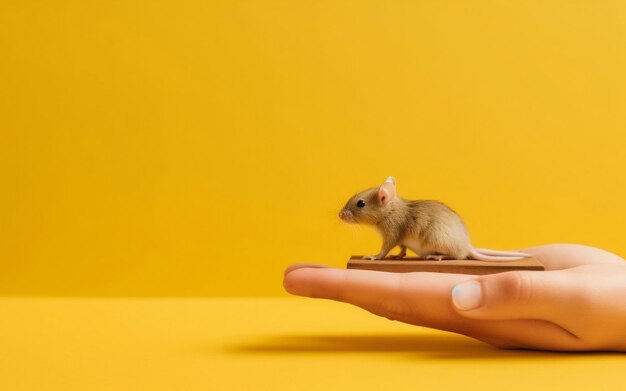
[339,209,352,221]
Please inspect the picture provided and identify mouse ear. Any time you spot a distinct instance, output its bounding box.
[377,177,396,206]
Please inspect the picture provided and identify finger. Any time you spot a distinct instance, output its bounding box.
[284,267,582,350]
[283,263,330,276]
[451,269,579,323]
[283,266,468,324]
[520,244,625,270]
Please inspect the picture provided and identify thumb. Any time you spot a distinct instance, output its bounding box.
[451,270,575,322]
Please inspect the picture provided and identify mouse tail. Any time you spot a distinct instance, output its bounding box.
[467,248,529,262]
[474,248,530,258]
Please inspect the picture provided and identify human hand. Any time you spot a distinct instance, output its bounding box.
[283,244,626,351]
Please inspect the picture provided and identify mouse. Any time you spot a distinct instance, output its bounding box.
[338,176,530,261]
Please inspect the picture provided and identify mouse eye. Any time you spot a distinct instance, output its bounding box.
[356,199,366,208]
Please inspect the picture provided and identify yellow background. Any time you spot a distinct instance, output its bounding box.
[2,297,625,390]
[2,1,626,296]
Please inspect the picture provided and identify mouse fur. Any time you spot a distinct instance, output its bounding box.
[339,177,528,261]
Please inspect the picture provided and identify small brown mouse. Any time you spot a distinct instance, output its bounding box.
[338,177,529,261]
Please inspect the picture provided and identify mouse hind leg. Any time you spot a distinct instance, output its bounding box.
[420,241,467,261]
[420,225,470,260]
[423,252,454,261]
[419,243,455,260]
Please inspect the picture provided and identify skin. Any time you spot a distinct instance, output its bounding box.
[283,244,626,351]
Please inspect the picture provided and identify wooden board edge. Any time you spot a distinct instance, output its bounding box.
[347,256,545,275]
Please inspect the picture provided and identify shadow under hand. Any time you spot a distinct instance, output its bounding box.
[228,333,576,360]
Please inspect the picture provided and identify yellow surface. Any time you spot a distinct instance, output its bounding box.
[2,2,626,296]
[0,297,623,390]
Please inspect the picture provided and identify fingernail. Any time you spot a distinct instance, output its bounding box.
[284,263,328,276]
[452,280,483,311]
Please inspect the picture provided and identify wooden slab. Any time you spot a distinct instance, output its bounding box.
[347,255,544,275]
